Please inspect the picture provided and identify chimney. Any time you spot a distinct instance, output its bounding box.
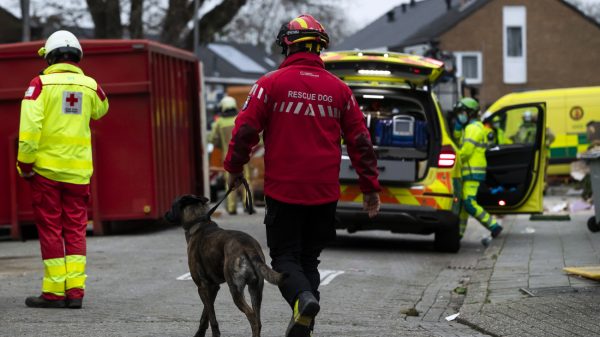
[446,0,452,10]
[401,4,407,13]
[387,10,396,21]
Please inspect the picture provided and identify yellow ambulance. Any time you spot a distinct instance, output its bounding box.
[487,87,600,175]
[322,50,548,252]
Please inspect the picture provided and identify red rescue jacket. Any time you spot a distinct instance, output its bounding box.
[224,52,380,205]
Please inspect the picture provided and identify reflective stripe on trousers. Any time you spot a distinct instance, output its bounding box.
[42,255,87,297]
[66,255,87,290]
[459,180,497,236]
[43,257,66,296]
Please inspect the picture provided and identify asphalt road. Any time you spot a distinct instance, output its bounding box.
[0,207,491,337]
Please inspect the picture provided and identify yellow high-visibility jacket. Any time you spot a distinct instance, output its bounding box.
[211,114,236,154]
[17,63,109,184]
[460,120,487,181]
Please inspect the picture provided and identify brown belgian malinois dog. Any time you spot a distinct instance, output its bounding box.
[165,191,286,337]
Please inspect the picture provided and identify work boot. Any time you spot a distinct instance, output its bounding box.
[66,298,83,309]
[25,295,66,308]
[490,224,503,238]
[286,291,320,337]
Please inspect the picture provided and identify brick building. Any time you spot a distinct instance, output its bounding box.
[338,0,600,107]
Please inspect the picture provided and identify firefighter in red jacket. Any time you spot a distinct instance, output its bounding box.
[225,14,381,337]
[17,30,109,309]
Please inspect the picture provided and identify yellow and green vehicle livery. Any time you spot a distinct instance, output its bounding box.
[488,87,600,176]
[322,51,548,252]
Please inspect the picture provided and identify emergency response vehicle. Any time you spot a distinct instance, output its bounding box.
[487,87,600,176]
[322,51,548,252]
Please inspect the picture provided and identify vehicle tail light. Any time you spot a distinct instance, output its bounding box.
[438,145,456,168]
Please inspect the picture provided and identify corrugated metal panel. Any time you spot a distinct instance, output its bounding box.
[0,40,205,237]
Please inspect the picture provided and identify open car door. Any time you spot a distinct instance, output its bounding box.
[478,102,547,213]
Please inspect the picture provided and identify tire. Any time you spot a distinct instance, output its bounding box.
[588,217,600,233]
[434,223,461,253]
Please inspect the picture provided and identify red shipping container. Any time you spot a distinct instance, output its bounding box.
[0,40,207,239]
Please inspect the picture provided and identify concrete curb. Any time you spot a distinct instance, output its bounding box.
[458,218,513,316]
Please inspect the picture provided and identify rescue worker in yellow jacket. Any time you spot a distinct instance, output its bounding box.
[454,98,503,241]
[211,96,251,214]
[17,30,108,309]
[511,110,537,144]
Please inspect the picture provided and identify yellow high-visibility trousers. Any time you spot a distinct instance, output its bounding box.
[459,180,497,237]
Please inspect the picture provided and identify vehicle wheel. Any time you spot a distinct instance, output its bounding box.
[587,217,600,233]
[434,224,461,253]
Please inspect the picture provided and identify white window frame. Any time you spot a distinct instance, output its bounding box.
[454,51,483,85]
[503,6,527,84]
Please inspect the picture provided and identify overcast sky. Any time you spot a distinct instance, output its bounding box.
[1,0,599,31]
[343,0,408,28]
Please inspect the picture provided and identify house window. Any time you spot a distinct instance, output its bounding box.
[454,52,482,85]
[506,26,523,57]
[503,6,527,84]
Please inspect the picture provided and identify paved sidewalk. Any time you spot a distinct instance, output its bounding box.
[459,200,600,336]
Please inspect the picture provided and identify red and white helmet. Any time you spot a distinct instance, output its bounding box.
[276,14,330,55]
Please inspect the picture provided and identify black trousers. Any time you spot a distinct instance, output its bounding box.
[264,196,337,308]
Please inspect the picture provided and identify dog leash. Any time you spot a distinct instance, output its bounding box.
[204,177,255,220]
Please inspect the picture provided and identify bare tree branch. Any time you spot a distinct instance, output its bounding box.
[216,0,350,54]
[160,0,202,45]
[184,0,248,49]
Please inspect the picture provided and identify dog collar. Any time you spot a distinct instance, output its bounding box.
[187,221,219,236]
[189,223,201,236]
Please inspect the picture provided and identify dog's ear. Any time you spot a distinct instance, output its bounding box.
[164,209,177,223]
[180,194,207,206]
[164,196,183,224]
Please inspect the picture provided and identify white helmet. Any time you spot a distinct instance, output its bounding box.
[219,96,238,112]
[480,110,493,121]
[38,30,83,64]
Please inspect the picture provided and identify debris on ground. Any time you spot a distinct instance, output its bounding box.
[570,160,589,181]
[519,288,536,297]
[570,199,592,212]
[522,227,536,234]
[549,202,569,213]
[453,286,467,295]
[400,307,420,316]
[563,266,600,281]
[445,313,460,321]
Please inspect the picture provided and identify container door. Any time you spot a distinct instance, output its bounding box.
[478,102,547,213]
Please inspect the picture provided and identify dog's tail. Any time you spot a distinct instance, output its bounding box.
[245,252,287,286]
